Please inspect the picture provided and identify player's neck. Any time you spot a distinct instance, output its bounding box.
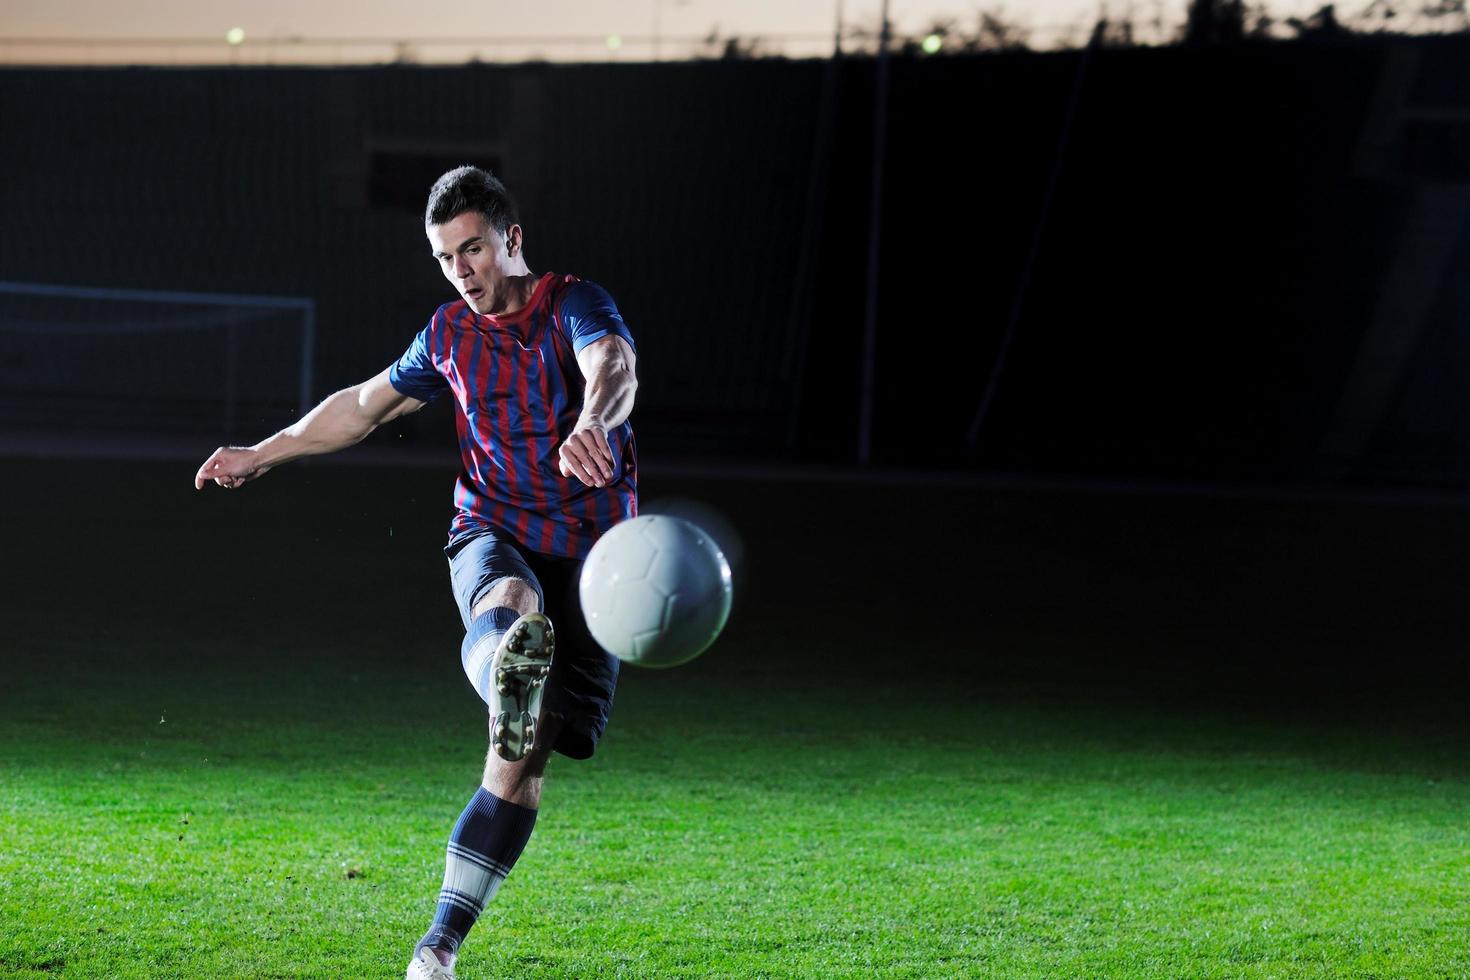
[487,271,539,317]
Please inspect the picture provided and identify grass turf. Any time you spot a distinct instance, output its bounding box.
[2,459,1469,977]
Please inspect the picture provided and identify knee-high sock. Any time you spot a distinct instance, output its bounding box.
[461,607,522,706]
[418,788,538,956]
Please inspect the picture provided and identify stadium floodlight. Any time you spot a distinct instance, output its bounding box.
[922,34,942,54]
[606,34,623,50]
[226,27,246,46]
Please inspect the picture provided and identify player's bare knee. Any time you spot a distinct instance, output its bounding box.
[472,577,539,618]
[482,747,550,800]
[484,748,549,782]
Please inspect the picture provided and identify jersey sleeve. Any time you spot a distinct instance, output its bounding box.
[388,314,448,402]
[557,280,636,355]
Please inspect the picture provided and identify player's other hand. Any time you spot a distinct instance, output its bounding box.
[557,422,614,488]
[194,446,271,490]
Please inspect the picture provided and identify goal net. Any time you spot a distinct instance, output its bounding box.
[0,281,314,442]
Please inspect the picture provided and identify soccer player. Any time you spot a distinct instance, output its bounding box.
[193,166,638,980]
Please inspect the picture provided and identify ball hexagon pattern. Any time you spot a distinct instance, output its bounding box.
[580,515,733,668]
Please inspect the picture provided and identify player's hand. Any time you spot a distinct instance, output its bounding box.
[557,422,614,488]
[194,446,271,490]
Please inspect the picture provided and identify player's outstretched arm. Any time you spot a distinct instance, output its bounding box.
[193,366,425,489]
[558,335,638,488]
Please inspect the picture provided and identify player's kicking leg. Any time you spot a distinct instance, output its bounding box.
[481,612,554,761]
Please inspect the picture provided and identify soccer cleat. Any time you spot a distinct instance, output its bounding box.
[488,612,554,762]
[406,947,456,980]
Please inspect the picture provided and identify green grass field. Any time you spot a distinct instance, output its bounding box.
[3,460,1469,978]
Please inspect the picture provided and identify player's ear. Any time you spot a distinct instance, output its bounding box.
[506,224,523,257]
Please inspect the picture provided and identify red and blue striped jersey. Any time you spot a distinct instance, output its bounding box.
[388,272,637,559]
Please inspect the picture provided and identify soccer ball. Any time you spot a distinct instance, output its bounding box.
[641,497,745,597]
[579,515,733,668]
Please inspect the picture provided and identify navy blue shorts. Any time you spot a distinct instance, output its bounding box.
[447,527,619,760]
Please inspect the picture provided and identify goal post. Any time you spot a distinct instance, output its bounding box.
[0,281,315,442]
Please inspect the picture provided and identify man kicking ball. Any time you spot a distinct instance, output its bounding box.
[194,166,638,979]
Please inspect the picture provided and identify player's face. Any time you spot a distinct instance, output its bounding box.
[427,211,521,316]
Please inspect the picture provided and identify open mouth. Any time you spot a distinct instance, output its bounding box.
[465,286,484,300]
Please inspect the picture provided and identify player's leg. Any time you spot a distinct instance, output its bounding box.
[531,551,621,764]
[408,540,620,979]
[481,710,563,806]
[408,531,554,980]
[460,577,556,761]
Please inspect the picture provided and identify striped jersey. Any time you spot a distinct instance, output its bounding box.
[388,272,637,559]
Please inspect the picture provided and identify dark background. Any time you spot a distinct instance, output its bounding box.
[6,36,1470,486]
[3,38,1470,705]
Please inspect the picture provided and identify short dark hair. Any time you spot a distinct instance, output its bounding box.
[425,165,519,232]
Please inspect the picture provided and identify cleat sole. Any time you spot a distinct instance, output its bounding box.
[487,612,555,762]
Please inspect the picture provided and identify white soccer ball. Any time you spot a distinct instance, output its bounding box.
[579,514,733,668]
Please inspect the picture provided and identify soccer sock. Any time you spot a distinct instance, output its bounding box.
[418,788,539,958]
[460,606,522,705]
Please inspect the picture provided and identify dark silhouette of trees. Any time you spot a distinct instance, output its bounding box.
[1184,0,1247,43]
